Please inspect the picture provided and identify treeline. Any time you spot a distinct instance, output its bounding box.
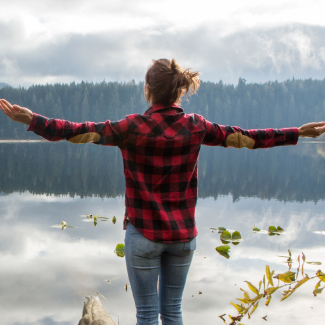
[0,83,9,90]
[1,78,325,139]
[1,78,325,202]
[1,141,325,203]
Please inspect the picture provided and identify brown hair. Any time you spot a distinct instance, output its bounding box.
[145,59,200,106]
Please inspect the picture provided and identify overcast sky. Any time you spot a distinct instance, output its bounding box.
[1,0,325,87]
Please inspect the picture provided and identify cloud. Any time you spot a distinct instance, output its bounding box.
[1,20,325,87]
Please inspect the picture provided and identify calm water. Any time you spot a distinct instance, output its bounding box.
[1,141,325,325]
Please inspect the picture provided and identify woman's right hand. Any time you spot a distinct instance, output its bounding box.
[0,99,33,126]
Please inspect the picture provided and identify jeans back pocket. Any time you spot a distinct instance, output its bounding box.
[131,228,158,257]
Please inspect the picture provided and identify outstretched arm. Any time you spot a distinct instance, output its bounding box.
[203,119,325,149]
[0,99,129,146]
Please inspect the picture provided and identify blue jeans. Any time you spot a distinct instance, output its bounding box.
[125,222,196,325]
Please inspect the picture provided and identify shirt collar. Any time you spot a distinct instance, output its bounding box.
[144,103,184,115]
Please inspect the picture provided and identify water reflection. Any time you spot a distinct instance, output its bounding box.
[1,141,325,324]
[0,193,325,324]
[1,141,325,202]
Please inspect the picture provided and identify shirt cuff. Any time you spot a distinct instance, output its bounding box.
[27,113,48,134]
[283,127,299,145]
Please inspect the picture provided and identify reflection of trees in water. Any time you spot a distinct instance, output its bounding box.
[199,144,325,202]
[0,142,325,202]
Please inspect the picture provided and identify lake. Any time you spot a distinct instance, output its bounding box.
[0,141,325,325]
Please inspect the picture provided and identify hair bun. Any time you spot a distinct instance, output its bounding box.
[171,59,181,75]
[145,58,200,105]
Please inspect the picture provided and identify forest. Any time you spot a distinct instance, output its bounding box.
[0,78,325,202]
[0,78,325,139]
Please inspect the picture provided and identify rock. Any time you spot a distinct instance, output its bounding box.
[78,296,116,325]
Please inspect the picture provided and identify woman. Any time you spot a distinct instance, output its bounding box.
[1,59,325,325]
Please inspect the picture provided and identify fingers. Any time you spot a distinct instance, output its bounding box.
[302,122,325,129]
[0,99,13,111]
[0,99,14,118]
[12,104,23,113]
[315,125,325,136]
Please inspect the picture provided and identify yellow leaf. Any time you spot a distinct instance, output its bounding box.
[250,301,259,315]
[281,293,292,301]
[245,281,259,295]
[265,287,279,295]
[237,298,252,304]
[277,274,292,283]
[252,294,263,302]
[315,280,321,290]
[265,295,272,306]
[244,291,250,300]
[316,270,325,282]
[259,280,262,292]
[314,288,324,296]
[230,302,245,313]
[294,277,310,290]
[266,265,274,287]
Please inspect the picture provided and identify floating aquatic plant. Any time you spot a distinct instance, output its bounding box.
[50,221,77,230]
[115,243,125,257]
[252,225,285,236]
[216,245,231,259]
[222,250,325,324]
[220,230,243,245]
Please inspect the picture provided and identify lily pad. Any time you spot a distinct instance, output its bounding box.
[115,243,125,258]
[276,226,284,233]
[231,231,242,246]
[220,230,242,245]
[216,245,230,259]
[268,225,285,236]
[220,230,231,241]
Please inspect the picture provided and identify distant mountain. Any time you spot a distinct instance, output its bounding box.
[0,82,10,89]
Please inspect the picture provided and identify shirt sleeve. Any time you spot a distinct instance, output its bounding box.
[27,113,129,146]
[202,119,299,149]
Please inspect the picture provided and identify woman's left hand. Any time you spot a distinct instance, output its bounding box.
[0,99,33,126]
[298,122,325,138]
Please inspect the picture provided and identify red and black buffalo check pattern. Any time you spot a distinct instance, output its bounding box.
[28,103,299,242]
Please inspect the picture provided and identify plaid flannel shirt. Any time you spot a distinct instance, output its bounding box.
[28,103,299,242]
